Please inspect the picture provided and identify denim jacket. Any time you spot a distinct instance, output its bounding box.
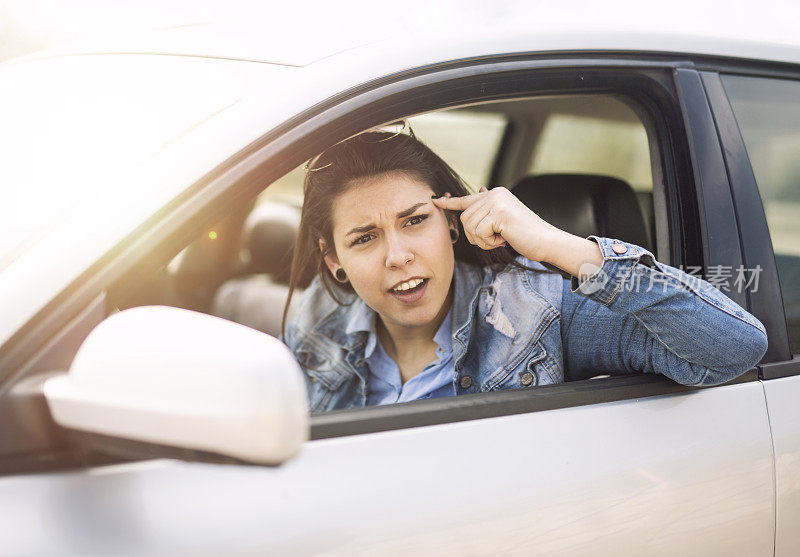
[284,236,769,413]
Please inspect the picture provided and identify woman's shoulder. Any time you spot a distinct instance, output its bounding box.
[284,276,359,347]
[494,255,567,309]
[452,254,566,314]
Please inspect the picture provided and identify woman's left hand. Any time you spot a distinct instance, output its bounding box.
[432,186,560,262]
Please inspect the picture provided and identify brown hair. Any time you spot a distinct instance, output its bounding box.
[280,130,520,338]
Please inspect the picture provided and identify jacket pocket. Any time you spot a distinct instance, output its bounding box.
[483,340,561,391]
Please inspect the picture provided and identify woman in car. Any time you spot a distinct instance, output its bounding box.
[282,125,768,413]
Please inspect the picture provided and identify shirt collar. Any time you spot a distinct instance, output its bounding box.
[344,299,379,358]
[432,309,452,357]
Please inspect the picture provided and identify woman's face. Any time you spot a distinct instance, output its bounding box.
[324,171,455,330]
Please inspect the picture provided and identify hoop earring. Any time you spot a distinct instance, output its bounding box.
[449,228,459,244]
[334,268,348,282]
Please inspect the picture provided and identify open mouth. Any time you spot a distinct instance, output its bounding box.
[390,277,426,293]
[388,278,429,303]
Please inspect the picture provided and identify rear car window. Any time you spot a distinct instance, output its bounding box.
[722,74,800,354]
[527,98,653,193]
[407,110,507,191]
[261,109,508,206]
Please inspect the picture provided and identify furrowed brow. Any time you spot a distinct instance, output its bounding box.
[397,202,427,219]
[345,223,376,237]
[344,202,428,237]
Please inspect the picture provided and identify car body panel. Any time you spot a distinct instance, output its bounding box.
[763,377,800,557]
[1,383,773,556]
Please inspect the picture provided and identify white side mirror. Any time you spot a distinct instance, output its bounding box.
[43,306,309,465]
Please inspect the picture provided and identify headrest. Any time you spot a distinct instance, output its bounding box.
[510,174,650,250]
[242,202,301,283]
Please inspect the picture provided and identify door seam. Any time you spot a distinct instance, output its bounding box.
[760,380,778,557]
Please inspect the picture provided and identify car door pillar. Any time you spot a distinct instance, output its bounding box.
[673,68,747,311]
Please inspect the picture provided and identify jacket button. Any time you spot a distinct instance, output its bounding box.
[521,371,534,386]
[612,242,628,254]
[460,375,473,389]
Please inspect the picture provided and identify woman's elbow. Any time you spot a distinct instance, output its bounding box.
[695,320,768,386]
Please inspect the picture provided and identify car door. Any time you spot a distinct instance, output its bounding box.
[0,57,775,555]
[702,67,800,557]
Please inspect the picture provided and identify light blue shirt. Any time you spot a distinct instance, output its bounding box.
[345,303,456,406]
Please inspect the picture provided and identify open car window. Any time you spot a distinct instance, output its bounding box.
[132,92,665,403]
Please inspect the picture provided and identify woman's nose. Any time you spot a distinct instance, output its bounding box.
[384,233,414,269]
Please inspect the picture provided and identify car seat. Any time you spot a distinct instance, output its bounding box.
[211,202,303,338]
[510,173,652,252]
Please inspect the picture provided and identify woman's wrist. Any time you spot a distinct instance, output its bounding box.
[539,230,604,279]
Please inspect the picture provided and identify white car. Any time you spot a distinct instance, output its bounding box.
[1,18,799,556]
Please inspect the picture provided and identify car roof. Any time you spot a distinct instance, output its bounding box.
[19,14,800,69]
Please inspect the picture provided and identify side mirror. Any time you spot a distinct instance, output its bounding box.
[43,306,309,465]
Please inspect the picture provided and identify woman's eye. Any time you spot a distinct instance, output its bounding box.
[405,214,429,227]
[351,234,373,246]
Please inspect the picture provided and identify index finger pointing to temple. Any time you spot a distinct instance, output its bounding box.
[432,193,483,211]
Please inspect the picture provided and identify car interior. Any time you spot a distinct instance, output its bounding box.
[115,92,662,373]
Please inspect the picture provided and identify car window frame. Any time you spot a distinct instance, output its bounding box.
[286,60,755,440]
[0,54,756,467]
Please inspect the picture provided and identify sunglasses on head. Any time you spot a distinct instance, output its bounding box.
[303,120,416,175]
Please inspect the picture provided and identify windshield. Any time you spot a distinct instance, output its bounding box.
[0,54,286,271]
